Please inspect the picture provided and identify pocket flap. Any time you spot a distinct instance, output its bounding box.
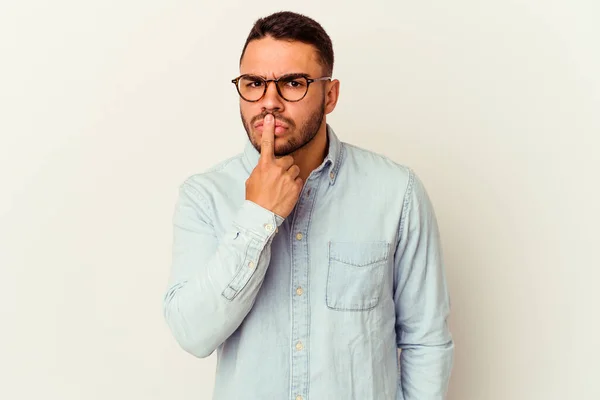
[329,241,390,267]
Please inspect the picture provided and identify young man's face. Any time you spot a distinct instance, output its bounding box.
[238,36,337,157]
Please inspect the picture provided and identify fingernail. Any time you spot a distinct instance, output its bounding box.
[265,114,273,123]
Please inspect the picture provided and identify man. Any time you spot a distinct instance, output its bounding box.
[163,11,453,400]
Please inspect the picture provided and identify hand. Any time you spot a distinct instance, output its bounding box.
[245,114,303,219]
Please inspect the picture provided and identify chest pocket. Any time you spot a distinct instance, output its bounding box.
[326,241,390,311]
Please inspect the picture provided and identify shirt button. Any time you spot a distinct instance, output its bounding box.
[248,261,255,269]
[264,223,274,232]
[330,171,335,179]
[296,232,303,240]
[296,396,303,400]
[295,341,303,351]
[296,287,303,296]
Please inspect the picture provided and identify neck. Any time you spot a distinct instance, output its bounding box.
[290,123,329,183]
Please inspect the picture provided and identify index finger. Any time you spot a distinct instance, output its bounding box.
[260,113,275,161]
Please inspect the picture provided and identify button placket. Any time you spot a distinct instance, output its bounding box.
[290,177,321,400]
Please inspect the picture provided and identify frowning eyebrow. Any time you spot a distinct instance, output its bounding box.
[241,72,311,80]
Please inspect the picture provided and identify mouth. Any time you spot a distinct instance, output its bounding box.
[254,119,289,135]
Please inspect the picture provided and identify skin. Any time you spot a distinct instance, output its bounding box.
[241,36,340,218]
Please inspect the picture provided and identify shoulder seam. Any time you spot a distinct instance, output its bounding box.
[397,167,416,238]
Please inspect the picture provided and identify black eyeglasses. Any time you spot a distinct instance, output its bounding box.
[231,73,331,102]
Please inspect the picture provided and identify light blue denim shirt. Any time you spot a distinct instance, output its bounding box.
[163,125,453,400]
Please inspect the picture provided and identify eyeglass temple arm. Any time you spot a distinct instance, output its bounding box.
[310,77,332,82]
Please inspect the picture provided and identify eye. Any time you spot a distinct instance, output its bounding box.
[283,77,306,88]
[246,80,264,88]
[240,77,265,88]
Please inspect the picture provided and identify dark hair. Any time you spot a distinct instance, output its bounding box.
[240,11,334,76]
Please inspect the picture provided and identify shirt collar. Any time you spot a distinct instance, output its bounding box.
[242,123,344,186]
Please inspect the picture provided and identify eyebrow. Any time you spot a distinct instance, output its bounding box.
[242,72,311,80]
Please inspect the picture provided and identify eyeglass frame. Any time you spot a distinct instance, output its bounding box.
[231,73,332,102]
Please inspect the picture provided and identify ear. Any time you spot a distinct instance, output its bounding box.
[324,79,340,115]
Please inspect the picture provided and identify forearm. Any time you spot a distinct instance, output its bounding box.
[163,198,282,358]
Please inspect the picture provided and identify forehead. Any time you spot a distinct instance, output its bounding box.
[240,36,321,77]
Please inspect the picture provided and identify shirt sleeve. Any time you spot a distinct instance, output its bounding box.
[163,180,284,358]
[394,169,454,399]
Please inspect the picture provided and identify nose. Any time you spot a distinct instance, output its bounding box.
[260,80,285,113]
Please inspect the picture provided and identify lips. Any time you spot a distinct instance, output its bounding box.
[254,120,289,129]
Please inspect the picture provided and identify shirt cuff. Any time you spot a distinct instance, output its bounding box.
[232,200,285,242]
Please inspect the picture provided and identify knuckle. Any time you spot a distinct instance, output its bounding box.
[278,156,292,166]
[260,158,272,168]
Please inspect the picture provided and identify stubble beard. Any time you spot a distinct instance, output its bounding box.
[241,97,326,157]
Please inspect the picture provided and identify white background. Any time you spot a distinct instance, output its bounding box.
[1,1,599,399]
